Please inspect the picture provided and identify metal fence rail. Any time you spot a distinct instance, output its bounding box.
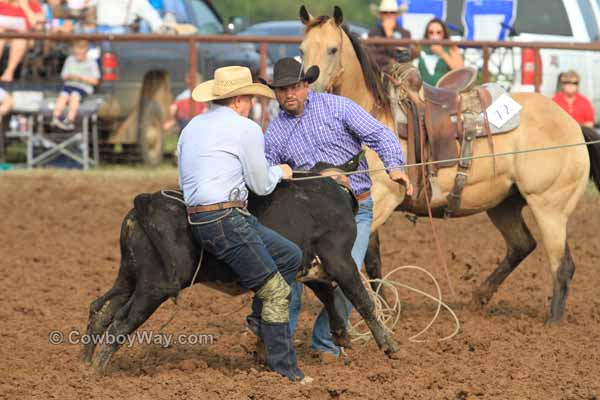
[3,31,600,94]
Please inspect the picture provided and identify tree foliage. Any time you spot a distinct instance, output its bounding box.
[211,0,378,29]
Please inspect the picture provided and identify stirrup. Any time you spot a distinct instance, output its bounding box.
[428,176,445,207]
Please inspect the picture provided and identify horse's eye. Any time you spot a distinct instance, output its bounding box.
[328,47,338,55]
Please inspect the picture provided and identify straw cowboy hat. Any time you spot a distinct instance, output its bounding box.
[369,0,408,16]
[192,66,274,102]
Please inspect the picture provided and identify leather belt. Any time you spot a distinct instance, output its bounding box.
[187,201,247,215]
[356,190,371,201]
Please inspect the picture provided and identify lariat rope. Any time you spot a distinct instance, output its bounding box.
[289,139,600,181]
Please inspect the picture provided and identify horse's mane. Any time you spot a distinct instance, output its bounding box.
[305,16,391,115]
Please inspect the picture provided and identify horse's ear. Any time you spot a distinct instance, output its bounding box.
[333,6,344,25]
[300,5,313,25]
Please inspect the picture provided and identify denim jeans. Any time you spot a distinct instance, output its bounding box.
[190,208,303,379]
[289,196,374,356]
[189,208,301,290]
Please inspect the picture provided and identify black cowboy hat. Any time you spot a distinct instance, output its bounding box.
[259,57,320,88]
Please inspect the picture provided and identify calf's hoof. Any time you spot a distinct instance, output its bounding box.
[332,330,352,349]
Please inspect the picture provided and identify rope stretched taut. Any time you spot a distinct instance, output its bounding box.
[290,139,600,181]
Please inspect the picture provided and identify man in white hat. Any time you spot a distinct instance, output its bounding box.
[368,0,413,69]
[177,66,307,382]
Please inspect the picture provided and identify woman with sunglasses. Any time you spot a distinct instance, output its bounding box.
[552,70,595,128]
[417,18,463,86]
[368,0,412,70]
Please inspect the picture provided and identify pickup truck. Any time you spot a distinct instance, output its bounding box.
[2,0,261,165]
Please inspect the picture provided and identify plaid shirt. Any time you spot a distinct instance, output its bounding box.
[265,91,405,195]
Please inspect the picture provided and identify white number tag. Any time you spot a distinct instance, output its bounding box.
[485,93,522,129]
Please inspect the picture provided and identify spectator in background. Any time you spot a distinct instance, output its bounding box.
[168,72,207,130]
[43,0,73,33]
[417,18,463,86]
[0,86,12,115]
[0,86,13,163]
[552,70,595,128]
[95,0,163,34]
[0,0,44,82]
[368,0,412,70]
[51,40,99,130]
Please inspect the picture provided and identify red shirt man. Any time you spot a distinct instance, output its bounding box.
[552,71,595,128]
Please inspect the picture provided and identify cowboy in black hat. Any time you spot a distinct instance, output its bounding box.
[258,57,412,361]
[259,57,319,115]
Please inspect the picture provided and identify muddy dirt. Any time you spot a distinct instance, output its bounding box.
[1,170,599,399]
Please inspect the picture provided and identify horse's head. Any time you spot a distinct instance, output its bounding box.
[299,5,391,118]
[299,5,347,93]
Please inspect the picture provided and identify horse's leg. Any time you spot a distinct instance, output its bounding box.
[317,238,399,355]
[92,290,168,375]
[364,231,383,289]
[364,230,394,306]
[472,193,537,308]
[526,200,575,324]
[304,280,352,348]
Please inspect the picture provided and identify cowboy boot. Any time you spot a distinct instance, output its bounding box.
[260,321,305,381]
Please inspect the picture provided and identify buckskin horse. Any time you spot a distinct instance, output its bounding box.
[81,156,399,374]
[298,5,600,323]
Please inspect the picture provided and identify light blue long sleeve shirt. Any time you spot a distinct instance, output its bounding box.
[177,105,283,206]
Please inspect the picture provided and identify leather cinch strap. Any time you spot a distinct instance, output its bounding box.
[187,201,247,215]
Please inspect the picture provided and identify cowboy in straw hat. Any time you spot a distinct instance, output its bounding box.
[369,0,408,16]
[178,65,309,382]
[262,57,412,361]
[368,0,413,69]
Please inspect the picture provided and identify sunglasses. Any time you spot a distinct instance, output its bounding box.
[380,11,397,15]
[561,80,579,85]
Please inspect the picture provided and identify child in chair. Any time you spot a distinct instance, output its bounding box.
[51,39,99,130]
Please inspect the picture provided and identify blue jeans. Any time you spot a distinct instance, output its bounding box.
[190,208,303,379]
[289,196,374,356]
[189,208,301,290]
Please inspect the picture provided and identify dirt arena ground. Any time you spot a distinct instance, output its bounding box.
[1,170,599,399]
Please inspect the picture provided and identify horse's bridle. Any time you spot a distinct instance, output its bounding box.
[324,26,346,94]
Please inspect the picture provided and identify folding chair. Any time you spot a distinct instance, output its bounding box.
[33,96,103,170]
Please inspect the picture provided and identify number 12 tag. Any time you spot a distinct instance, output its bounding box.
[485,93,522,129]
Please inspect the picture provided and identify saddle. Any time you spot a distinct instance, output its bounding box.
[389,65,517,217]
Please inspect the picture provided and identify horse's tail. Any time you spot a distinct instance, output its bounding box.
[582,126,600,191]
